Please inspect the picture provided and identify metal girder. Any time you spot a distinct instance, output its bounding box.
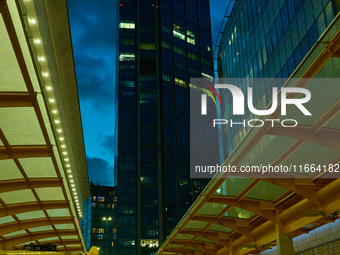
[313,100,340,132]
[0,178,61,193]
[0,217,73,236]
[164,249,202,255]
[181,230,236,255]
[173,241,218,255]
[0,93,35,107]
[0,201,69,217]
[192,216,254,242]
[0,146,51,160]
[262,178,323,206]
[208,196,278,223]
[181,230,231,247]
[303,29,340,78]
[229,177,324,207]
[270,140,306,168]
[0,230,78,249]
[267,125,340,152]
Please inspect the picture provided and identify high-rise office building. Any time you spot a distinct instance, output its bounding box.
[81,183,118,255]
[116,0,214,254]
[217,0,340,158]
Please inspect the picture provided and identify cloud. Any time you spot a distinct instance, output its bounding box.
[100,134,117,156]
[68,0,118,111]
[86,156,114,186]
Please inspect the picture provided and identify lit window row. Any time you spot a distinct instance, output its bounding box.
[119,53,135,61]
[173,25,196,45]
[202,72,214,81]
[175,77,187,88]
[173,30,185,40]
[28,14,82,218]
[119,22,135,29]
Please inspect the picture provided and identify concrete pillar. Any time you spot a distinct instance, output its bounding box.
[276,234,294,255]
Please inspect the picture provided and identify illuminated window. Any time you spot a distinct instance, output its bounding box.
[92,196,97,201]
[162,73,171,82]
[140,239,159,248]
[174,46,185,55]
[173,24,185,40]
[91,202,96,208]
[107,203,111,208]
[114,197,118,202]
[98,197,105,202]
[92,228,96,233]
[202,73,213,82]
[175,78,186,88]
[188,52,198,60]
[119,22,135,29]
[112,204,115,209]
[140,43,155,50]
[98,228,104,233]
[186,30,195,45]
[119,53,135,61]
[113,228,117,233]
[162,41,171,49]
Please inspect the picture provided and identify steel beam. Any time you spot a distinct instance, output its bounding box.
[0,178,61,193]
[0,217,73,236]
[0,201,69,217]
[0,230,78,249]
[0,146,51,160]
[0,93,35,107]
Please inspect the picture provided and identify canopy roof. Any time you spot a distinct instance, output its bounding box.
[157,12,340,255]
[0,0,89,252]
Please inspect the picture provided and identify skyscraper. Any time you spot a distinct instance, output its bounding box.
[116,0,214,254]
[217,0,340,158]
[81,183,117,255]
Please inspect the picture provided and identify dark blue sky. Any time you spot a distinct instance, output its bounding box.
[68,0,231,186]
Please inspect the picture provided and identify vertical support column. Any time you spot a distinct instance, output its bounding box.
[228,239,234,255]
[227,239,240,255]
[276,235,294,255]
[275,210,294,255]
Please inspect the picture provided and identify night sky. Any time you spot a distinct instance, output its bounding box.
[67,0,230,186]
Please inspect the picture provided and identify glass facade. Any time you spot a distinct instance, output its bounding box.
[81,184,117,255]
[117,0,214,254]
[217,0,339,159]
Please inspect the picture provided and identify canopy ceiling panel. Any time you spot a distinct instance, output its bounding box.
[0,0,88,252]
[0,159,23,180]
[0,16,27,92]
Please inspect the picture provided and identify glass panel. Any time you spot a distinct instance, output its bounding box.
[196,203,225,215]
[226,207,254,219]
[245,182,288,201]
[208,224,231,233]
[214,177,253,196]
[184,220,208,229]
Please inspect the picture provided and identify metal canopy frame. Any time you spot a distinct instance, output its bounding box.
[0,0,88,252]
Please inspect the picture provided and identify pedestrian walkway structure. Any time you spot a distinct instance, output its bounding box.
[0,0,89,252]
[156,12,340,255]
